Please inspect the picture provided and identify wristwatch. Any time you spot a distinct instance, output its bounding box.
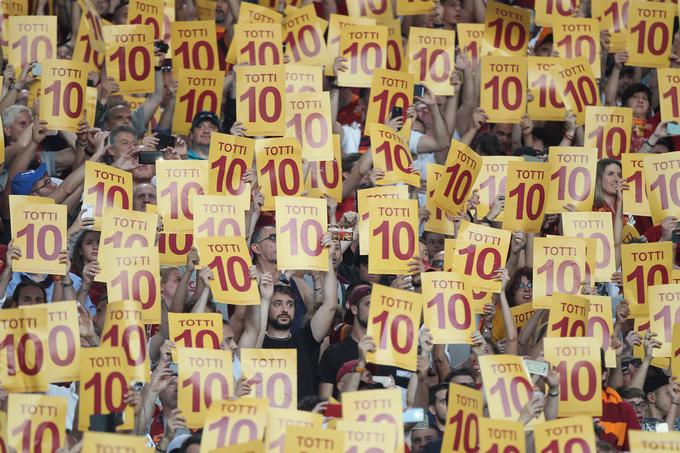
[548,389,559,397]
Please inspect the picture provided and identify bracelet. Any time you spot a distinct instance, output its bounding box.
[481,216,491,224]
[548,390,559,397]
[672,402,679,406]
[563,134,574,142]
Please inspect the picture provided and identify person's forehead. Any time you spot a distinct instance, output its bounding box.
[272,292,294,303]
[197,120,217,128]
[22,286,43,297]
[136,184,155,195]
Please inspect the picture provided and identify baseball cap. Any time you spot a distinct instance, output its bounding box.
[336,359,377,382]
[12,163,47,195]
[191,111,221,132]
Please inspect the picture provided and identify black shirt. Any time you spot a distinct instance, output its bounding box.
[262,323,320,401]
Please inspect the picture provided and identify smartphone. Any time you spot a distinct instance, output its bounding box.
[132,381,144,392]
[525,359,549,376]
[667,123,680,136]
[81,203,94,229]
[391,106,403,119]
[403,408,424,424]
[169,362,179,376]
[324,403,342,418]
[87,79,96,88]
[154,40,169,54]
[31,63,42,77]
[156,132,176,150]
[413,84,425,98]
[673,222,680,244]
[138,151,164,164]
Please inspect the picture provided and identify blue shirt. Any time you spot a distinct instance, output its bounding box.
[187,148,207,160]
[4,272,96,315]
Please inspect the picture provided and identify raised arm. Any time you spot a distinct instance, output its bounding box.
[239,268,268,349]
[310,234,338,343]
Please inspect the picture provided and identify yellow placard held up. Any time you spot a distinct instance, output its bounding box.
[475,156,521,222]
[480,56,527,124]
[39,59,88,132]
[634,317,670,369]
[527,57,567,121]
[453,221,511,292]
[40,301,81,383]
[396,0,433,15]
[337,420,395,453]
[358,185,409,255]
[199,398,268,453]
[421,272,474,344]
[550,59,600,125]
[629,431,680,452]
[442,383,482,453]
[241,348,297,409]
[10,202,67,275]
[82,432,148,452]
[264,408,322,453]
[78,347,135,431]
[0,0,28,55]
[649,284,680,357]
[103,24,154,94]
[196,236,259,305]
[346,0,393,20]
[535,0,579,26]
[483,1,530,56]
[158,232,194,265]
[284,426,343,453]
[168,312,222,353]
[100,300,150,382]
[338,25,387,88]
[8,16,56,70]
[171,20,218,71]
[503,161,550,233]
[193,195,246,238]
[532,236,587,308]
[593,0,628,52]
[562,212,616,282]
[285,92,333,161]
[622,241,673,317]
[658,68,680,123]
[424,164,456,236]
[622,153,651,216]
[7,393,67,453]
[239,1,282,23]
[73,13,105,73]
[457,23,485,69]
[369,123,420,187]
[366,69,412,132]
[156,160,208,232]
[366,284,422,371]
[587,295,616,367]
[0,306,48,392]
[407,27,455,96]
[534,417,597,453]
[100,208,157,252]
[384,19,404,71]
[305,135,342,202]
[492,303,536,343]
[173,69,224,136]
[626,1,675,68]
[178,347,233,429]
[644,151,680,224]
[326,14,376,76]
[236,65,286,137]
[478,354,535,420]
[195,0,215,20]
[275,196,329,272]
[672,324,680,378]
[546,293,590,337]
[255,138,305,211]
[285,64,323,93]
[128,0,163,39]
[546,146,597,213]
[368,198,419,275]
[478,418,525,453]
[343,388,404,453]
[432,140,481,216]
[544,337,601,416]
[553,17,601,78]
[83,161,133,230]
[584,106,632,160]
[282,6,330,67]
[208,132,254,198]
[234,22,282,65]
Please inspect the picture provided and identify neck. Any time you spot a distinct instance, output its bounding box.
[193,144,210,157]
[257,260,278,275]
[266,324,291,339]
[351,322,366,342]
[649,404,666,420]
[603,193,617,210]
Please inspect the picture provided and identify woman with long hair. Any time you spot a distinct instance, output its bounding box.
[593,159,625,270]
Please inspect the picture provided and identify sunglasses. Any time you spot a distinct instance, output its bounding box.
[257,233,276,243]
[519,281,533,290]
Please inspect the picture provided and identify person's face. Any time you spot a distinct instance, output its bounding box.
[221,324,238,357]
[416,103,433,128]
[31,174,58,197]
[215,0,229,23]
[411,428,440,453]
[107,106,133,129]
[513,275,532,306]
[535,41,553,57]
[253,226,277,264]
[94,0,109,14]
[619,73,634,95]
[425,233,445,259]
[93,300,108,335]
[161,268,182,306]
[442,0,462,26]
[81,231,100,264]
[113,4,128,24]
[350,295,371,328]
[358,261,379,285]
[17,286,45,306]
[430,388,448,424]
[268,291,294,330]
[419,242,429,264]
[133,183,157,211]
[109,131,137,159]
[451,374,476,388]
[431,251,445,271]
[331,240,342,270]
[159,375,178,408]
[625,397,649,424]
[57,44,73,60]
[191,120,218,146]
[6,110,32,142]
[601,163,622,198]
[651,386,673,416]
[627,91,650,118]
[492,124,513,151]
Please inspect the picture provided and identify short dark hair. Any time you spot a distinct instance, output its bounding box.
[620,387,646,400]
[428,383,449,406]
[272,284,296,300]
[12,281,47,304]
[504,267,533,307]
[471,132,502,156]
[621,83,653,108]
[179,434,201,453]
[298,395,326,411]
[109,125,136,147]
[445,367,475,383]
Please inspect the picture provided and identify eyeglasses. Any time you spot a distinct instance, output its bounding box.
[629,401,649,410]
[518,281,533,290]
[257,233,276,243]
[431,260,444,269]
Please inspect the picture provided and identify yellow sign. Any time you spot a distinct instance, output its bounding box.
[421,272,474,344]
[171,20,218,71]
[544,337,601,416]
[584,106,632,160]
[284,426,343,453]
[369,123,420,186]
[527,57,566,121]
[157,160,208,232]
[7,393,67,453]
[634,317,670,369]
[100,208,157,252]
[358,185,409,255]
[103,24,154,94]
[326,14,376,76]
[264,408,322,453]
[282,6,330,67]
[39,59,88,132]
[169,312,222,353]
[626,1,675,68]
[535,0,579,26]
[475,156,520,222]
[158,232,194,265]
[546,146,597,213]
[275,196,329,272]
[368,198,419,275]
[480,56,527,124]
[178,347,233,428]
[457,23,485,69]
[78,347,135,431]
[593,0,628,52]
[407,27,455,96]
[478,419,525,453]
[305,135,343,202]
[649,284,680,357]
[236,64,286,137]
[553,17,601,78]
[128,0,163,39]
[478,354,534,420]
[0,306,48,392]
[622,241,673,316]
[562,212,616,282]
[503,161,549,233]
[672,324,680,378]
[622,153,651,216]
[453,221,510,292]
[285,92,333,161]
[285,64,323,93]
[432,141,481,215]
[8,16,56,70]
[534,417,596,453]
[200,398,268,452]
[0,0,28,55]
[208,132,254,198]
[73,12,105,72]
[396,0,433,15]
[338,25,387,88]
[234,22,282,65]
[83,161,133,230]
[239,1,282,23]
[342,388,404,453]
[196,236,259,305]
[100,300,150,381]
[483,1,530,56]
[658,68,680,123]
[82,432,148,452]
[492,303,535,343]
[366,284,422,371]
[546,293,590,337]
[346,0,393,20]
[587,295,616,367]
[532,236,587,308]
[241,348,297,409]
[550,59,600,125]
[424,164,456,236]
[384,19,404,71]
[173,69,224,136]
[255,138,304,211]
[442,383,483,453]
[10,202,67,275]
[644,151,680,224]
[194,196,245,241]
[629,431,680,452]
[40,301,81,383]
[366,69,412,133]
[336,420,395,453]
